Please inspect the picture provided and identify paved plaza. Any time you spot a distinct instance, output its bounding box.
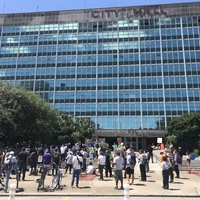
[0,151,200,198]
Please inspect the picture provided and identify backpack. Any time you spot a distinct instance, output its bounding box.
[129,154,136,169]
[177,155,182,164]
[3,156,12,171]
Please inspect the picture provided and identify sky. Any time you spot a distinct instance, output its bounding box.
[0,0,199,14]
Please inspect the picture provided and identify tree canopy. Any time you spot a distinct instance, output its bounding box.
[165,112,200,152]
[0,83,58,145]
[0,82,96,146]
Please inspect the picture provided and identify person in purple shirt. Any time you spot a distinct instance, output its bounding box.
[43,149,52,175]
[173,150,180,178]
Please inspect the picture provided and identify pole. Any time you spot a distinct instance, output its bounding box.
[8,183,16,200]
[124,183,130,200]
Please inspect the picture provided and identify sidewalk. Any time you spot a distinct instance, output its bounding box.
[0,154,200,197]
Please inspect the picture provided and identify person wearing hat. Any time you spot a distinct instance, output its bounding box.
[65,150,74,174]
[3,151,14,193]
[125,148,136,185]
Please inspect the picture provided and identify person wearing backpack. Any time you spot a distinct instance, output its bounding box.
[3,151,14,193]
[138,149,146,181]
[71,151,83,188]
[173,150,180,178]
[125,149,136,185]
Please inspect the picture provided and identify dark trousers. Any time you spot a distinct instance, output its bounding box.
[105,165,112,177]
[52,162,59,176]
[19,162,27,180]
[99,164,104,180]
[83,158,86,172]
[66,164,73,174]
[140,164,146,181]
[168,167,174,182]
[174,165,180,178]
[162,170,169,188]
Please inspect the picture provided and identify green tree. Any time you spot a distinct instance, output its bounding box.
[0,82,58,145]
[166,112,200,152]
[53,114,75,144]
[72,118,95,144]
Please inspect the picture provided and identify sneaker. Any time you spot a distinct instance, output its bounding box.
[114,186,118,190]
[119,186,124,190]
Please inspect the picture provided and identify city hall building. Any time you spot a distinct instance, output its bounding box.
[0,2,200,149]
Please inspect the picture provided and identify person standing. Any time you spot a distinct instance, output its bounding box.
[125,149,136,185]
[112,151,124,190]
[65,150,74,174]
[60,144,67,161]
[51,148,60,176]
[43,149,52,175]
[166,153,174,183]
[3,151,14,193]
[98,151,106,180]
[81,148,88,172]
[18,147,28,181]
[186,151,191,174]
[29,148,38,175]
[147,144,154,163]
[0,151,4,185]
[105,149,113,177]
[178,147,183,164]
[71,152,83,188]
[173,150,180,178]
[161,156,171,189]
[138,150,146,181]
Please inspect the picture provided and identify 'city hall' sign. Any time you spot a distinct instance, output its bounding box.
[91,6,167,19]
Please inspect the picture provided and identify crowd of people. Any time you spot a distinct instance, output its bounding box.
[0,142,190,193]
[159,146,191,190]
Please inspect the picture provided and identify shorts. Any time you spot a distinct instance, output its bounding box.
[114,170,123,182]
[126,167,134,175]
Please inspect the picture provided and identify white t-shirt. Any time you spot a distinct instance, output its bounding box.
[87,165,94,174]
[161,161,171,170]
[113,156,124,170]
[98,154,106,165]
[72,155,83,170]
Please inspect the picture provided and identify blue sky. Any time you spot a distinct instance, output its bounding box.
[0,0,199,14]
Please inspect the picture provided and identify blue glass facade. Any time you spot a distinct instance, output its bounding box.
[0,2,200,134]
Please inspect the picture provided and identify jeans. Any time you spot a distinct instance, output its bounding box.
[71,169,81,187]
[4,170,11,192]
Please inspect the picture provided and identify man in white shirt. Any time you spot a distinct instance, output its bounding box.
[60,144,67,161]
[98,151,106,180]
[86,162,94,174]
[71,152,83,188]
[113,151,124,190]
